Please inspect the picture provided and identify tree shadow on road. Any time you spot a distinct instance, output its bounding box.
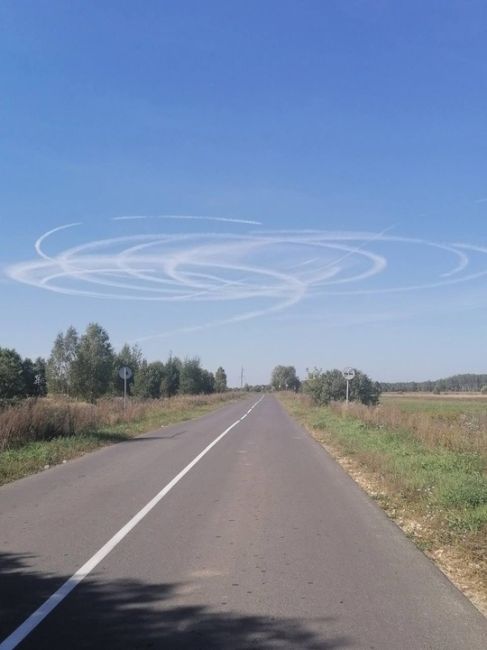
[1,552,351,649]
[89,427,187,444]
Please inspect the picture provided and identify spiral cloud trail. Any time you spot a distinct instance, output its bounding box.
[6,217,487,341]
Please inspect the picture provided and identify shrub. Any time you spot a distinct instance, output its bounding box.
[303,368,380,406]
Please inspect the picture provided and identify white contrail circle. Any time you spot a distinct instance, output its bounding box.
[112,215,263,225]
[5,217,487,340]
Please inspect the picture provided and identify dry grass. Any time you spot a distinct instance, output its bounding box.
[383,391,487,401]
[0,393,244,485]
[0,394,239,452]
[329,399,487,457]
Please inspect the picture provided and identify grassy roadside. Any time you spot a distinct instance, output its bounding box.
[279,392,487,616]
[0,393,244,486]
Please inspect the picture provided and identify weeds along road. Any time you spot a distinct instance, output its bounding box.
[0,395,486,649]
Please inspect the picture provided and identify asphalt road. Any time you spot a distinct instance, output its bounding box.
[0,395,486,649]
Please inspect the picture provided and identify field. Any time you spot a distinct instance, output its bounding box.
[382,391,487,412]
[280,391,487,615]
[349,392,487,456]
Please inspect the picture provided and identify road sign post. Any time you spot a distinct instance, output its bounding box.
[118,366,133,409]
[342,367,356,406]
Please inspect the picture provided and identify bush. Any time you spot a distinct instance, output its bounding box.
[303,368,380,406]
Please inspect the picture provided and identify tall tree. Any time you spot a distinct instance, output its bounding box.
[21,358,36,396]
[133,361,165,399]
[0,347,26,399]
[113,343,143,395]
[179,357,204,394]
[71,323,114,402]
[21,357,47,397]
[32,357,48,396]
[201,369,215,394]
[160,355,181,397]
[214,367,227,393]
[46,326,78,394]
[270,365,300,391]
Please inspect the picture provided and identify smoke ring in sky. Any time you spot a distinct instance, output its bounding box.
[6,217,487,340]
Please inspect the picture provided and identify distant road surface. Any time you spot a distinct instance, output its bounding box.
[1,395,486,649]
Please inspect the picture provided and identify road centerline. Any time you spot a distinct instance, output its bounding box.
[0,396,264,650]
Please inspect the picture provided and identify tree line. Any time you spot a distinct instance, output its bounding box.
[270,366,487,399]
[270,365,381,405]
[380,374,487,394]
[0,349,47,400]
[0,323,227,403]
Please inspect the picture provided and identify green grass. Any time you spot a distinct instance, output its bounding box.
[287,398,487,532]
[280,393,487,611]
[0,433,123,485]
[0,395,242,486]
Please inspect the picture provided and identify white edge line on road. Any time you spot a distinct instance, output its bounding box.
[0,395,265,650]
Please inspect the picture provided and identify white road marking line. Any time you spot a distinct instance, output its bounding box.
[0,396,265,650]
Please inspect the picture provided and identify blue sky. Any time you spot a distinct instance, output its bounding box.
[1,0,486,386]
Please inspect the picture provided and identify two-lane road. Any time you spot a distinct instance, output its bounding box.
[1,395,486,648]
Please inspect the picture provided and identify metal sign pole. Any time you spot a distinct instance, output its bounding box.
[118,366,133,411]
[342,367,355,406]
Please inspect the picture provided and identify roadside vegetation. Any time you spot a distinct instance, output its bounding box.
[0,321,239,484]
[0,322,228,404]
[0,393,241,485]
[280,390,487,613]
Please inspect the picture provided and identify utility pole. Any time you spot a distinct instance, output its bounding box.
[240,366,244,389]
